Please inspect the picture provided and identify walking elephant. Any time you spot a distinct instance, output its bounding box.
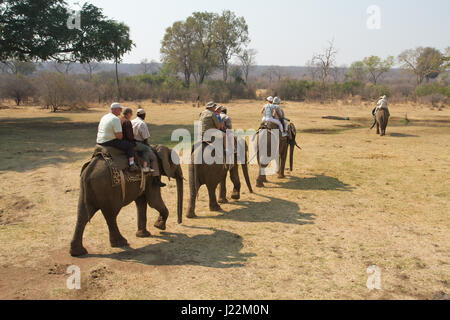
[187,140,253,219]
[70,146,183,257]
[375,109,390,136]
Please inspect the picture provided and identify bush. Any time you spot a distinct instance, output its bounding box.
[0,74,36,105]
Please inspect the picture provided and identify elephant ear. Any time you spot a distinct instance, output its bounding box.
[154,145,180,179]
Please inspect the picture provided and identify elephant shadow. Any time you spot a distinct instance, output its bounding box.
[204,195,316,225]
[273,175,354,192]
[389,133,419,138]
[87,227,256,269]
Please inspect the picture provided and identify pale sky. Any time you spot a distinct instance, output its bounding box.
[68,0,450,66]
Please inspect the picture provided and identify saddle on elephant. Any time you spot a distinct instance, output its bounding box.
[82,144,181,201]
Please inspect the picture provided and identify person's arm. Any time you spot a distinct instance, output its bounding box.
[261,105,265,115]
[113,118,123,140]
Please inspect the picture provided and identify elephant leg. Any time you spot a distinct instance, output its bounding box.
[278,144,288,179]
[208,184,222,212]
[218,171,229,204]
[70,204,97,257]
[102,208,128,248]
[187,165,198,219]
[135,196,151,238]
[376,122,380,135]
[148,186,169,231]
[230,166,241,200]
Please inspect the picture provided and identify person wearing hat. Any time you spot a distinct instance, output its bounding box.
[200,101,222,139]
[131,109,166,187]
[97,102,139,172]
[220,106,232,131]
[272,97,288,136]
[261,96,287,136]
[372,95,390,117]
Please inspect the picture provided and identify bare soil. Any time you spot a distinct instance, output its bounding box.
[0,100,448,300]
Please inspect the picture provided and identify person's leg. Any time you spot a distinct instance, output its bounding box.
[135,142,152,170]
[101,140,135,165]
[269,119,287,136]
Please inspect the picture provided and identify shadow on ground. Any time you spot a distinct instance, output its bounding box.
[271,175,354,192]
[203,194,316,225]
[87,227,255,268]
[0,117,193,172]
[389,132,419,138]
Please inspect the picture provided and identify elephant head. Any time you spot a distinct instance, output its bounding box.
[153,145,184,224]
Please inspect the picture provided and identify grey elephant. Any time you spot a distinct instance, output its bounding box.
[187,140,253,218]
[70,145,183,257]
[255,121,299,188]
[375,109,390,136]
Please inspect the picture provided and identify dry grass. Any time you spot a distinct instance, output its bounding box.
[0,100,449,300]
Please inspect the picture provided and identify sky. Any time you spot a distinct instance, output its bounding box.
[68,0,450,67]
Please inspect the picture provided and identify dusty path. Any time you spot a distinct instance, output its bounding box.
[0,100,449,299]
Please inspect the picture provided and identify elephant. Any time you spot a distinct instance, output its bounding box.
[70,145,183,257]
[187,139,253,218]
[375,109,390,136]
[254,122,291,188]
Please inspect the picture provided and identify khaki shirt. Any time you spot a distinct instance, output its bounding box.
[200,109,220,135]
[131,117,151,142]
[220,113,232,130]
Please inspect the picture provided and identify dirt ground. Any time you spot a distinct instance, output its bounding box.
[0,99,449,300]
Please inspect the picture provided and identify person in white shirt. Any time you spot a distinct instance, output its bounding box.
[97,103,139,172]
[132,109,166,187]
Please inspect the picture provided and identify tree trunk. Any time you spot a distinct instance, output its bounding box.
[115,57,121,100]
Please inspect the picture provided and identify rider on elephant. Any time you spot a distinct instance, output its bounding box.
[273,97,288,136]
[132,109,166,188]
[220,106,232,131]
[261,96,287,137]
[372,95,390,118]
[97,102,140,172]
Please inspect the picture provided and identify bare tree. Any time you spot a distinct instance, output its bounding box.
[140,58,159,75]
[305,60,319,81]
[81,61,101,80]
[238,48,257,84]
[51,61,74,75]
[311,40,338,86]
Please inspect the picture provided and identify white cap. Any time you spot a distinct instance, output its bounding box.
[266,96,274,103]
[137,109,146,116]
[110,102,124,110]
[273,97,281,104]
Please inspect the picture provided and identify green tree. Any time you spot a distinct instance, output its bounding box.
[213,10,249,82]
[362,55,394,85]
[398,47,444,85]
[347,61,366,82]
[161,20,195,87]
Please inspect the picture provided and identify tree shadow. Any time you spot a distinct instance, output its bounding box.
[0,117,193,172]
[86,227,255,268]
[199,194,316,225]
[271,175,354,192]
[389,133,419,138]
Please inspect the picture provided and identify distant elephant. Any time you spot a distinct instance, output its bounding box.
[375,109,390,136]
[187,140,253,218]
[254,122,289,188]
[70,145,183,257]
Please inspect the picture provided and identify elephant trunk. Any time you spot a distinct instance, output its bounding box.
[289,142,295,172]
[241,163,253,193]
[176,168,183,224]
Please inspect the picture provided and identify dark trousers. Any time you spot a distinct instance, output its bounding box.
[100,139,135,159]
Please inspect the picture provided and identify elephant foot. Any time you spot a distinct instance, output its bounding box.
[70,245,88,257]
[154,220,167,231]
[218,198,229,204]
[278,174,286,179]
[210,204,222,212]
[261,176,268,183]
[110,237,129,248]
[187,211,197,219]
[231,192,240,200]
[136,230,151,238]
